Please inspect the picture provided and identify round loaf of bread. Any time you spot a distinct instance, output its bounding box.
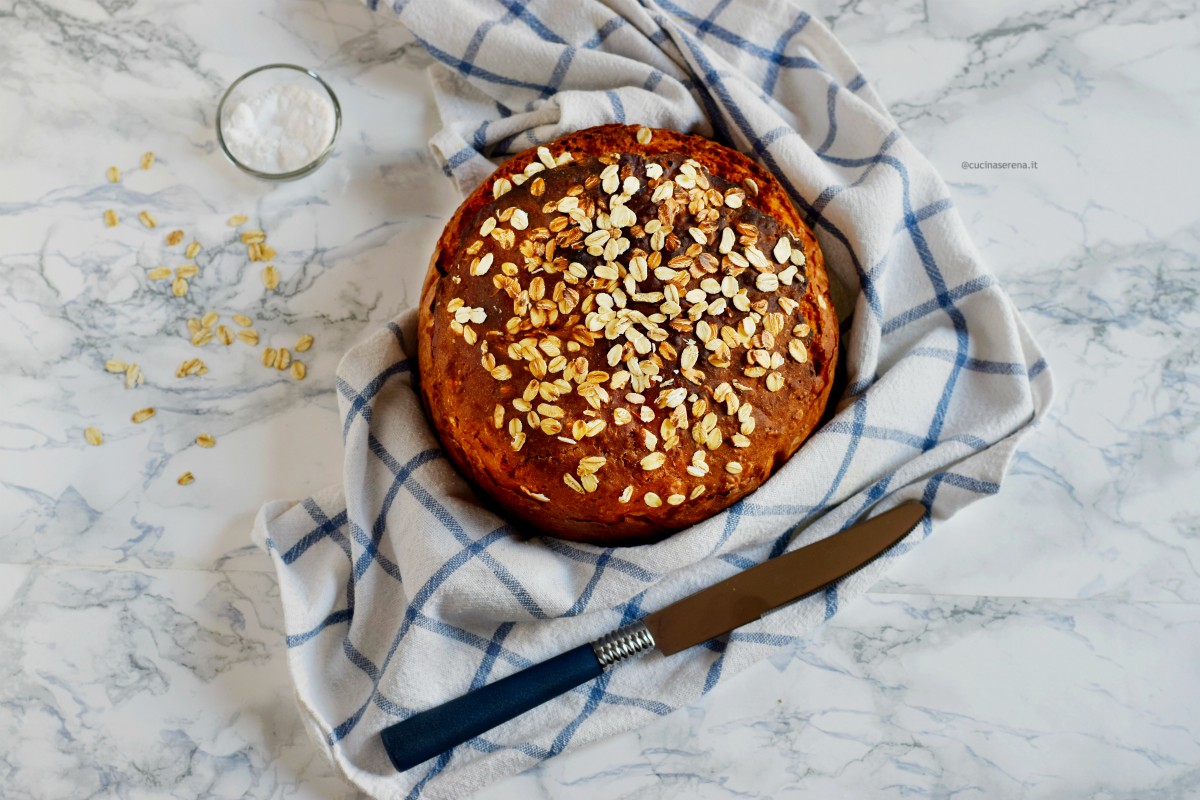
[417,124,838,546]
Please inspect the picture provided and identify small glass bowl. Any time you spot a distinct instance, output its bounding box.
[216,64,342,181]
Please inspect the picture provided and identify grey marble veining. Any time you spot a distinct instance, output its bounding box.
[831,0,1200,606]
[0,565,361,799]
[1,0,1198,796]
[480,594,1200,799]
[0,0,456,573]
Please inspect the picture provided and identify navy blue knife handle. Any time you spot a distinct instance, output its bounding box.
[380,643,603,772]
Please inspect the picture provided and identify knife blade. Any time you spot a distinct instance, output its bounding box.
[380,500,926,773]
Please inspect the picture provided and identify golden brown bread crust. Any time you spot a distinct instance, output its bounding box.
[418,124,838,545]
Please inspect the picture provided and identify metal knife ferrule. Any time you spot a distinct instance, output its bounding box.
[591,622,655,670]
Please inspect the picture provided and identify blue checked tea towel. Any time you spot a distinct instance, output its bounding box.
[253,1,1054,797]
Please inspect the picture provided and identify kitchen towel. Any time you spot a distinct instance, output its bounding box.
[253,1,1054,798]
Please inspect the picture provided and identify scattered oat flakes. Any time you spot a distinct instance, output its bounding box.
[171,277,188,297]
[262,265,280,290]
[140,151,155,170]
[185,241,201,259]
[165,230,184,246]
[138,211,157,229]
[124,363,143,389]
[294,334,314,352]
[106,166,120,183]
[227,214,248,226]
[262,347,276,367]
[236,329,259,346]
[577,455,606,475]
[104,359,127,373]
[131,407,155,424]
[177,472,195,486]
[175,358,207,377]
[104,209,118,227]
[232,314,252,328]
[290,360,306,381]
[147,266,171,281]
[191,328,213,347]
[216,325,233,346]
[755,272,779,293]
[175,264,199,279]
[640,452,666,470]
[437,145,819,471]
[85,426,103,446]
[773,236,791,264]
[196,434,216,448]
[275,348,291,370]
[200,311,219,328]
[636,126,653,145]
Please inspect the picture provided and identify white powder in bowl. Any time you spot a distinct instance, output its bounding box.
[222,81,336,174]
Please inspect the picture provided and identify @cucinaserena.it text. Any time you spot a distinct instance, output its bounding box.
[961,160,1039,169]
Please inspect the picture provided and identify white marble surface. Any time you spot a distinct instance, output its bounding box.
[1,0,1197,797]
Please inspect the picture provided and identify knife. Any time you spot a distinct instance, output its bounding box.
[380,500,926,772]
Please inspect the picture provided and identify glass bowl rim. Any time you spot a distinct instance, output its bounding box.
[215,63,343,181]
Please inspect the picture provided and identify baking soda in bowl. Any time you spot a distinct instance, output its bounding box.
[218,65,340,178]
